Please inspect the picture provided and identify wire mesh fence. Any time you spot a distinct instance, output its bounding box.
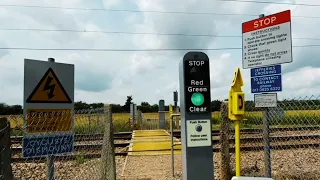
[139,111,181,131]
[219,95,320,179]
[139,112,163,130]
[1,95,319,180]
[2,105,126,180]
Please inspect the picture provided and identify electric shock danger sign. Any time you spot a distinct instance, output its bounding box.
[23,59,75,158]
[26,68,72,103]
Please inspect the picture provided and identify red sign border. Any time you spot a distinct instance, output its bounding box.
[242,10,291,33]
[241,10,293,69]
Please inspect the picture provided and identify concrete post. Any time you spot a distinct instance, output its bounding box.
[137,110,142,129]
[130,103,137,129]
[159,100,165,129]
[220,102,232,180]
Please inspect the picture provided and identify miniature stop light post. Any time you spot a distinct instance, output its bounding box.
[228,68,245,176]
[179,51,214,179]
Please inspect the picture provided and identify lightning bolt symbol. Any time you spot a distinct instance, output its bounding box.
[43,76,55,99]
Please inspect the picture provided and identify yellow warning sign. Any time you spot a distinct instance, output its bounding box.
[26,109,73,133]
[26,68,72,103]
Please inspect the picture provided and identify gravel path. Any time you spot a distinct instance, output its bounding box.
[11,156,126,180]
[8,129,320,179]
[119,148,320,180]
[9,148,320,180]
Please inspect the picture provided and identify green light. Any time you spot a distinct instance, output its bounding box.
[191,93,204,106]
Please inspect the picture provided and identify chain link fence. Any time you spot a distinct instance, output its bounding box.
[219,95,320,180]
[1,96,319,180]
[137,112,159,130]
[138,111,181,131]
[0,105,130,180]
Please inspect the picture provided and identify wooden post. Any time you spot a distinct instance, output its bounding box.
[220,102,232,180]
[0,117,13,180]
[100,104,116,180]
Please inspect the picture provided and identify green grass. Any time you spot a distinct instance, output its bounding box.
[74,154,87,164]
[7,109,320,136]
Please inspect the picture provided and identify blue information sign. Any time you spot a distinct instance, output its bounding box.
[250,65,282,93]
[22,134,74,158]
[251,75,282,93]
[251,65,281,77]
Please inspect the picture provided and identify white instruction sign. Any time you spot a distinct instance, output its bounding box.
[187,119,211,147]
[254,93,277,107]
[242,10,292,69]
[232,177,273,180]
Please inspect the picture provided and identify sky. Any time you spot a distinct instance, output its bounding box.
[0,0,319,106]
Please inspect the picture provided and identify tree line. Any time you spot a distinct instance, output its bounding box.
[0,96,319,115]
[74,96,224,113]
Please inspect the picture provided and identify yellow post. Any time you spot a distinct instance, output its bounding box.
[234,120,241,176]
[169,104,173,115]
[169,104,173,129]
[228,68,245,177]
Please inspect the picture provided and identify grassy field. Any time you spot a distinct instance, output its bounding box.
[3,109,320,132]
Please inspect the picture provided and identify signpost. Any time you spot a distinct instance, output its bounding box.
[179,51,213,179]
[23,58,74,179]
[242,10,292,69]
[242,10,293,178]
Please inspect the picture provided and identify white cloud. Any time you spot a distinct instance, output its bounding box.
[283,66,320,90]
[102,0,121,8]
[0,0,319,107]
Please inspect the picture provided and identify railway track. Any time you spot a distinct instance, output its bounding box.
[11,142,320,163]
[10,125,320,133]
[9,125,320,143]
[10,134,320,155]
[10,132,133,143]
[9,127,320,163]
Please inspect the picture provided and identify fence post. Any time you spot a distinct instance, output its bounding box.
[159,100,165,129]
[130,103,137,130]
[47,57,55,180]
[100,104,116,180]
[220,102,232,180]
[263,108,271,177]
[137,110,142,129]
[0,118,13,180]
